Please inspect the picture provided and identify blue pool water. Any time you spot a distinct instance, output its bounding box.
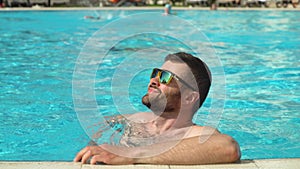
[0,10,299,161]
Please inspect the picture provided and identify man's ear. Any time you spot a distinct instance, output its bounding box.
[184,91,199,105]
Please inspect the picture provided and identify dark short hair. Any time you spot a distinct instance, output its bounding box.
[165,52,211,109]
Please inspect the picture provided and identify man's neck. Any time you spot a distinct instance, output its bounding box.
[151,111,194,134]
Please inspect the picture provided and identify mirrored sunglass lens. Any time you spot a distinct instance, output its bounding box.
[151,69,158,78]
[160,71,172,84]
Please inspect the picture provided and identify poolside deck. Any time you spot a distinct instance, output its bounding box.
[1,159,300,169]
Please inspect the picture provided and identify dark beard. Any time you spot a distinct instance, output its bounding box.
[142,93,151,108]
[142,92,172,113]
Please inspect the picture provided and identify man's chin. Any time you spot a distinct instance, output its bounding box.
[142,94,151,108]
[142,93,162,111]
[142,93,168,114]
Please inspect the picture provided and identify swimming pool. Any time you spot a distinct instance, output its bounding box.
[0,9,299,161]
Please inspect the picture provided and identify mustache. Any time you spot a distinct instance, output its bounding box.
[149,84,161,93]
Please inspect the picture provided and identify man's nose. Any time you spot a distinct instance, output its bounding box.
[150,76,160,87]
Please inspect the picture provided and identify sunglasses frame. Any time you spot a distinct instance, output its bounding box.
[151,68,197,91]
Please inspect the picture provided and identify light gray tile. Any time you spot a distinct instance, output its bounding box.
[82,164,135,169]
[134,164,169,169]
[2,159,300,169]
[0,162,81,169]
[254,158,300,169]
[169,160,258,169]
[82,164,170,169]
[133,165,170,169]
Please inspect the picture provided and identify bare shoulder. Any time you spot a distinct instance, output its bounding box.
[107,112,150,119]
[126,112,153,121]
[185,125,221,138]
[188,126,240,149]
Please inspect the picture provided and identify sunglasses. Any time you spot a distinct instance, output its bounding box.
[150,68,196,91]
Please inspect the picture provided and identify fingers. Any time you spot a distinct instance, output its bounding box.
[73,147,89,162]
[73,146,101,164]
[90,153,116,165]
[90,155,102,165]
[73,145,133,165]
[81,150,92,164]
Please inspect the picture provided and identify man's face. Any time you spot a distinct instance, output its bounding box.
[142,61,190,114]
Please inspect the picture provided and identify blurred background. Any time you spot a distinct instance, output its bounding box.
[0,0,299,8]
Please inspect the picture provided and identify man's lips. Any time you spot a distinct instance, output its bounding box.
[148,87,160,94]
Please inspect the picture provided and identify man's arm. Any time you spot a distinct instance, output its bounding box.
[74,133,240,165]
[134,134,240,165]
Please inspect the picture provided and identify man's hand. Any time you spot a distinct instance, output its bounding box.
[73,145,134,165]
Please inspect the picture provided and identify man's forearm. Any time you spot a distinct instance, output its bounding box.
[133,134,240,165]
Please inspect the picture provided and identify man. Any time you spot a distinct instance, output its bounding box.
[74,52,241,165]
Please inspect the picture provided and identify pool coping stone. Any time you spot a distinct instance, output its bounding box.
[0,158,299,169]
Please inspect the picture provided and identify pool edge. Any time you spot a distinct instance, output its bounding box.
[0,158,299,169]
